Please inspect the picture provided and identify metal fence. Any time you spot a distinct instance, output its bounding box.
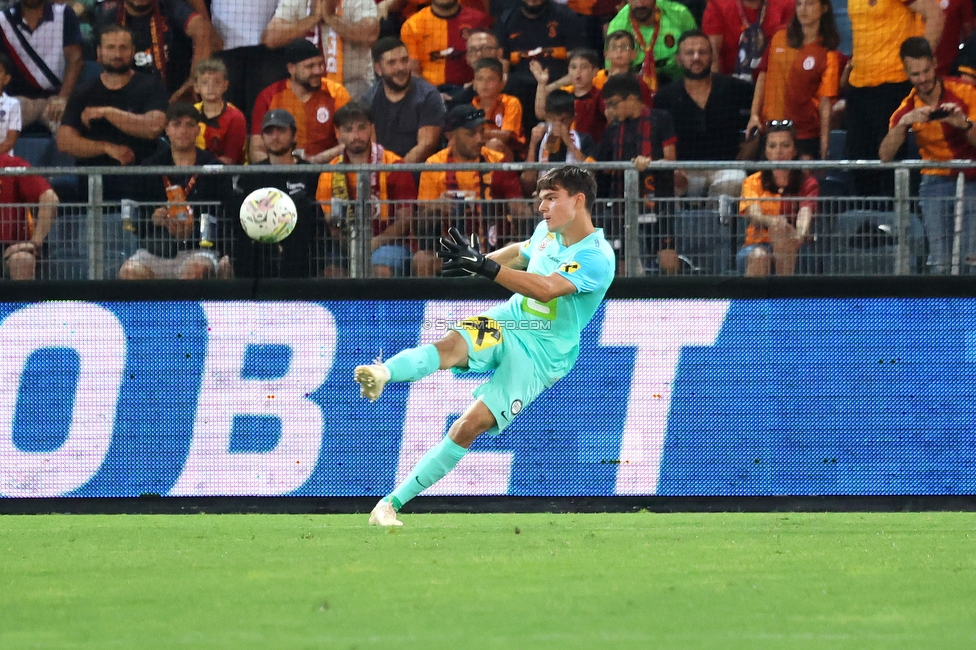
[5,159,975,280]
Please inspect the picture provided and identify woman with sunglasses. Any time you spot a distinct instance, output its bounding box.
[738,121,819,276]
[745,0,842,159]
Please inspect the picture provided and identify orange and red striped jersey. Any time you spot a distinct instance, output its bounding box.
[889,78,976,178]
[251,78,352,157]
[758,30,841,140]
[194,101,247,164]
[473,93,525,144]
[739,172,819,246]
[848,0,923,87]
[0,154,49,242]
[401,5,492,87]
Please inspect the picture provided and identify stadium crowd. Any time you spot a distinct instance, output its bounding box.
[0,0,973,278]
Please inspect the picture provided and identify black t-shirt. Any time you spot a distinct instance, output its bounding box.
[234,160,321,279]
[494,2,584,97]
[96,0,197,95]
[362,77,446,158]
[653,73,753,161]
[596,108,677,199]
[134,145,230,258]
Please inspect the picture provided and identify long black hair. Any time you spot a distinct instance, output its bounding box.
[760,125,804,196]
[786,0,840,50]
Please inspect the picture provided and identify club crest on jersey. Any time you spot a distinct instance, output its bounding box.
[539,234,555,251]
[559,261,580,273]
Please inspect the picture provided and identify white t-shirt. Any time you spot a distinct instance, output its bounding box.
[212,0,280,50]
[0,93,23,141]
[272,0,376,97]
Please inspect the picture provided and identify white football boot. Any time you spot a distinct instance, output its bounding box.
[354,363,391,402]
[368,499,403,527]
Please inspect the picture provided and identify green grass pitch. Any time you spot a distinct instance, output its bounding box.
[2,512,975,648]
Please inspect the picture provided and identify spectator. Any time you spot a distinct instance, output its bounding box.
[846,0,943,197]
[521,88,596,193]
[0,0,84,133]
[235,108,323,278]
[250,38,351,163]
[654,30,752,199]
[210,0,289,118]
[934,0,974,78]
[96,0,214,102]
[262,0,380,99]
[192,58,247,164]
[117,103,231,280]
[400,0,490,89]
[530,47,606,143]
[57,25,167,202]
[596,73,678,273]
[0,55,21,155]
[0,153,57,280]
[746,0,841,160]
[738,121,818,275]
[880,37,976,274]
[494,0,584,139]
[315,101,418,277]
[605,0,697,92]
[594,30,654,105]
[472,57,524,160]
[362,36,444,162]
[443,27,505,108]
[415,104,528,275]
[702,0,794,80]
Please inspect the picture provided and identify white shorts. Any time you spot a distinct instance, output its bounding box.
[128,248,218,279]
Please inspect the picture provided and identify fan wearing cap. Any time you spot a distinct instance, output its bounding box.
[250,38,352,164]
[414,104,529,276]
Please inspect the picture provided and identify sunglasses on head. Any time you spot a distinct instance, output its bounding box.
[765,119,794,131]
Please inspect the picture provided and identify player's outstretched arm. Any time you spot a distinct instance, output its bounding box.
[487,241,529,270]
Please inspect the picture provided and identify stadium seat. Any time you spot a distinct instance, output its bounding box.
[673,209,734,275]
[14,136,54,167]
[828,209,926,274]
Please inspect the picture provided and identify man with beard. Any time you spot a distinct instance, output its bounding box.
[400,0,491,88]
[0,0,84,132]
[235,109,323,278]
[654,29,753,199]
[605,0,696,93]
[494,0,583,139]
[250,38,351,164]
[362,36,445,162]
[57,25,167,204]
[880,37,976,274]
[96,0,215,102]
[315,101,418,277]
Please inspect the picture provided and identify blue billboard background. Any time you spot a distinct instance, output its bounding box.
[0,298,974,498]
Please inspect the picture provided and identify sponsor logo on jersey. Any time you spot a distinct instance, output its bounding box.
[559,261,580,274]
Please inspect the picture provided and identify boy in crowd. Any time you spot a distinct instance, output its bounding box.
[192,58,247,165]
[471,58,525,160]
[0,54,21,156]
[595,31,654,106]
[531,48,606,143]
[521,89,596,193]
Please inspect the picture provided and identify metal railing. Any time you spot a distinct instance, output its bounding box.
[4,159,975,280]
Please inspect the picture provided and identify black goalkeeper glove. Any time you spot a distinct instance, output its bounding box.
[437,227,501,280]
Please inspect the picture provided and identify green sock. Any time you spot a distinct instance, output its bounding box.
[387,436,468,510]
[384,343,441,382]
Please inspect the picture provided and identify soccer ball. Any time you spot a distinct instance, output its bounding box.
[239,187,298,243]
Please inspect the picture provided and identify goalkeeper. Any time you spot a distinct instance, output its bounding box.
[355,165,615,527]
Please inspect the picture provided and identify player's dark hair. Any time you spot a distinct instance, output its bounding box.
[677,29,709,50]
[98,24,134,46]
[544,89,576,117]
[372,36,406,63]
[605,30,636,51]
[569,48,601,69]
[0,53,12,77]
[601,73,641,102]
[786,0,839,50]
[334,101,374,128]
[165,101,202,124]
[473,57,504,77]
[537,166,597,211]
[900,36,934,62]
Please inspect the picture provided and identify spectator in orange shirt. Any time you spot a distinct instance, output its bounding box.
[702,0,795,80]
[192,58,247,164]
[746,0,841,160]
[444,28,506,108]
[472,57,525,160]
[531,48,607,143]
[594,30,654,107]
[738,121,818,276]
[316,101,418,277]
[415,104,529,275]
[400,0,491,88]
[250,38,352,164]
